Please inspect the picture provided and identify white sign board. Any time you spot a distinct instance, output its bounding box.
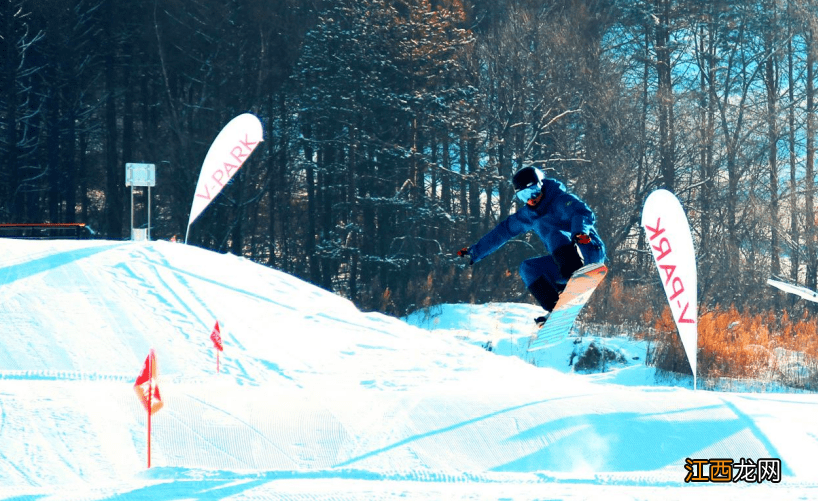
[126,163,156,187]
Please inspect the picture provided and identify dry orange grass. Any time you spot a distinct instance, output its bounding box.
[584,276,818,390]
[653,305,818,389]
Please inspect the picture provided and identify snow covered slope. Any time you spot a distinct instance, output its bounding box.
[403,301,652,379]
[1,239,817,500]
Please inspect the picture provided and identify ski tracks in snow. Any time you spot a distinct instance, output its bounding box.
[103,244,263,383]
[120,243,317,385]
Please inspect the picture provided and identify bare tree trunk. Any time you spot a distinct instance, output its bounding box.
[280,93,291,266]
[498,140,510,222]
[441,136,452,214]
[347,111,360,302]
[64,87,77,224]
[788,0,800,284]
[80,131,89,223]
[637,25,651,273]
[430,140,438,207]
[303,121,320,283]
[318,143,334,290]
[655,0,675,191]
[763,4,780,309]
[696,16,716,268]
[806,28,817,291]
[267,95,278,267]
[104,0,122,239]
[46,83,61,223]
[2,1,19,221]
[459,136,468,227]
[230,168,246,256]
[467,137,480,237]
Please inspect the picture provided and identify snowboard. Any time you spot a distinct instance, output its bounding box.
[527,262,608,352]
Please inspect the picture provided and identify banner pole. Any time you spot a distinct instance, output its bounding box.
[148,186,151,240]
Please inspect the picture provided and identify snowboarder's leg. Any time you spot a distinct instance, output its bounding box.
[520,257,562,323]
[520,256,559,288]
[527,276,560,311]
[551,244,584,279]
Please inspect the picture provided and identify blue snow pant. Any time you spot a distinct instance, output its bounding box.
[519,241,606,308]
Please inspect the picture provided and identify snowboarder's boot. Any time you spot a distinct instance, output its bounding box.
[534,312,550,328]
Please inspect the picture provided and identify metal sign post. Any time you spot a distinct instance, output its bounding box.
[125,163,156,241]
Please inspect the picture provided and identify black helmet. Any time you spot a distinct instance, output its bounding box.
[512,166,545,191]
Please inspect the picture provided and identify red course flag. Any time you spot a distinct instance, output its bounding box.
[210,321,224,352]
[133,349,164,415]
[134,349,163,469]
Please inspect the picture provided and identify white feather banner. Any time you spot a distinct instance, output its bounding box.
[186,113,263,242]
[641,189,698,389]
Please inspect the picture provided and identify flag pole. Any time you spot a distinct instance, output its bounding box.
[147,353,152,469]
[134,349,162,470]
[210,321,224,373]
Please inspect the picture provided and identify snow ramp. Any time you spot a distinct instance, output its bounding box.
[1,239,816,499]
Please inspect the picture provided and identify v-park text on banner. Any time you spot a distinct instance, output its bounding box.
[641,189,699,389]
[644,217,695,325]
[194,134,260,203]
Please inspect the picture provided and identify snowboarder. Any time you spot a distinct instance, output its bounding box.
[457,166,606,326]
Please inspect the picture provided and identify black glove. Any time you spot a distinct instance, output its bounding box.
[457,247,473,265]
[573,233,591,245]
[552,244,584,278]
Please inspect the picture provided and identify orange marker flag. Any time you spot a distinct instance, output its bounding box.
[210,321,224,373]
[210,321,224,351]
[134,349,163,414]
[134,349,163,468]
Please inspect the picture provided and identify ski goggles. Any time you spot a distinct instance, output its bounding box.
[515,184,541,202]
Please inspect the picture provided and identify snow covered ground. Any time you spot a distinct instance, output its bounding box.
[1,238,817,500]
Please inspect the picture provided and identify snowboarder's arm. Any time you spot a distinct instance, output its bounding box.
[468,211,531,264]
[563,194,596,237]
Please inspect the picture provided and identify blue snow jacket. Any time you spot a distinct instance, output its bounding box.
[468,178,604,266]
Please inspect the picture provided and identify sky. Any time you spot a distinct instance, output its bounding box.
[1,238,817,500]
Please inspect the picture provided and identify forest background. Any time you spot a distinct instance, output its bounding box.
[5,0,818,381]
